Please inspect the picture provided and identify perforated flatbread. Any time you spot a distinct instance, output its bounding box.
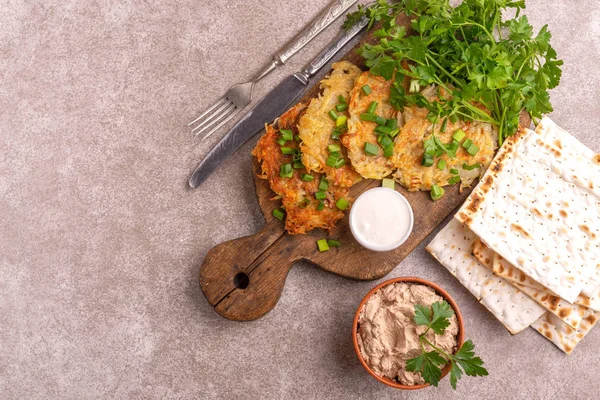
[426,219,546,334]
[494,253,587,329]
[472,238,600,312]
[531,310,599,354]
[456,128,600,303]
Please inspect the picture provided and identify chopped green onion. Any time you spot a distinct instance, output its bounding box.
[386,118,398,130]
[449,175,461,185]
[335,198,349,210]
[318,177,329,191]
[409,79,420,93]
[389,128,400,138]
[437,159,446,170]
[331,129,340,140]
[367,101,378,114]
[431,184,445,201]
[452,129,466,142]
[334,158,346,168]
[280,163,293,178]
[450,168,459,175]
[280,129,293,141]
[317,200,325,211]
[440,118,448,133]
[449,114,459,124]
[445,142,459,158]
[315,191,327,200]
[462,163,481,171]
[301,173,314,182]
[337,95,347,104]
[462,138,473,149]
[272,208,285,221]
[317,239,330,252]
[336,115,347,127]
[328,144,341,153]
[336,103,348,112]
[379,135,393,148]
[299,198,311,209]
[360,113,377,122]
[364,142,378,156]
[362,85,372,95]
[326,153,340,167]
[375,125,392,135]
[326,239,341,247]
[374,116,387,126]
[382,178,395,189]
[293,161,304,169]
[422,154,434,167]
[276,138,287,146]
[329,109,339,120]
[467,143,480,156]
[294,135,301,142]
[280,147,293,155]
[383,143,394,158]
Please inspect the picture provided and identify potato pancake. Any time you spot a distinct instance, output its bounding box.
[341,71,397,179]
[252,103,350,235]
[392,87,498,191]
[298,61,362,188]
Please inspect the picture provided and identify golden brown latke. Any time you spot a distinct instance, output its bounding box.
[392,86,498,191]
[252,103,350,235]
[341,71,398,179]
[298,61,362,188]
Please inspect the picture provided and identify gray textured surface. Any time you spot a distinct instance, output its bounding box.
[1,1,598,399]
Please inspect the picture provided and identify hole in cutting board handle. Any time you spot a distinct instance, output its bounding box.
[233,272,250,289]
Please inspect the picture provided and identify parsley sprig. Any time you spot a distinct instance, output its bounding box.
[406,301,488,389]
[344,0,562,145]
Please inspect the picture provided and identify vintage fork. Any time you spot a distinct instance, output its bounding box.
[188,0,357,141]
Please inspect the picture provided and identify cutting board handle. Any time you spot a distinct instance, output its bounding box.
[199,221,297,321]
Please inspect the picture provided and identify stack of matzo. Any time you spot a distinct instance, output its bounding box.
[427,117,600,354]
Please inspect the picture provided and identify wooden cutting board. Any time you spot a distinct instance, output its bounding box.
[198,15,531,321]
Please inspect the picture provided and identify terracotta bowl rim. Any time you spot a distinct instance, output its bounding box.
[352,276,465,390]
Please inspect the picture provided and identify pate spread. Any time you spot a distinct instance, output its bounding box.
[356,282,459,385]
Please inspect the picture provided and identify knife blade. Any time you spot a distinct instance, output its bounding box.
[189,16,368,189]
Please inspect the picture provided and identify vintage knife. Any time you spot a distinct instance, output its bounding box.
[189,16,368,189]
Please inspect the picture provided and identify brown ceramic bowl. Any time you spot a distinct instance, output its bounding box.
[352,277,465,390]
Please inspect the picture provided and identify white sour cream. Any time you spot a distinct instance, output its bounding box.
[349,188,414,252]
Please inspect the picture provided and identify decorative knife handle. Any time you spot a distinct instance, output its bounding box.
[275,0,357,65]
[299,15,368,80]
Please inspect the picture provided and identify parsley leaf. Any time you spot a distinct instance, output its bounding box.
[344,0,563,145]
[406,302,488,389]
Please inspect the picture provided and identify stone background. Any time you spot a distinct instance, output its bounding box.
[1,0,599,398]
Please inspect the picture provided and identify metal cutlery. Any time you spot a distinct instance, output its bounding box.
[188,0,357,141]
[189,15,368,189]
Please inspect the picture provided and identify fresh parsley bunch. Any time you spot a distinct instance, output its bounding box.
[405,301,487,389]
[344,0,562,145]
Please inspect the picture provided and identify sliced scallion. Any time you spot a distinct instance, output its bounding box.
[467,143,479,156]
[386,118,398,130]
[301,173,314,182]
[299,198,311,209]
[379,135,393,148]
[360,113,377,122]
[437,159,446,170]
[315,191,327,200]
[277,138,287,146]
[362,85,372,95]
[272,208,285,221]
[382,178,395,189]
[431,184,445,201]
[318,177,329,191]
[364,142,378,156]
[462,163,480,171]
[316,200,325,211]
[462,138,473,149]
[375,125,392,135]
[327,239,341,247]
[336,115,347,127]
[280,147,293,155]
[337,95,347,104]
[383,144,394,158]
[329,109,339,121]
[317,239,330,252]
[326,153,340,167]
[367,101,378,114]
[422,154,434,167]
[449,175,461,185]
[335,198,349,210]
[293,161,304,169]
[280,129,293,141]
[450,168,459,175]
[334,158,346,168]
[328,144,341,153]
[280,163,293,178]
[335,103,348,112]
[452,129,466,142]
[374,116,387,126]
